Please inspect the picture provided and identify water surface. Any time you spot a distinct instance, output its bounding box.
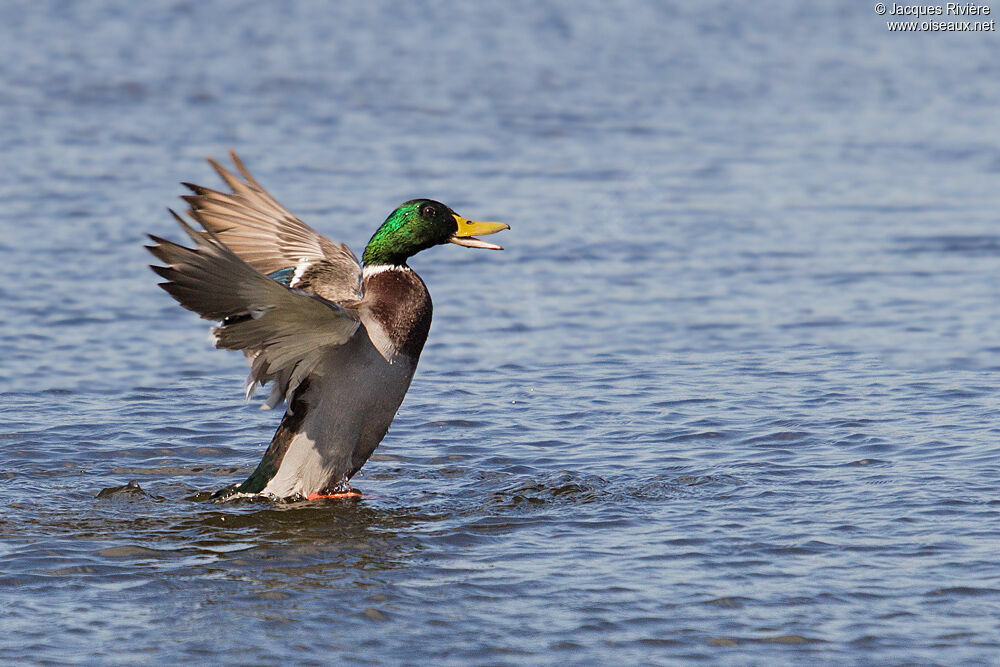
[3,1,1000,663]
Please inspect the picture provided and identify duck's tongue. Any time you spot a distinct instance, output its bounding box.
[449,236,504,250]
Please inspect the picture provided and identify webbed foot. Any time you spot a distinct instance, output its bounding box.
[306,490,363,500]
[306,478,361,501]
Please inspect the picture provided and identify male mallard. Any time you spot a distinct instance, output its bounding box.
[147,152,508,501]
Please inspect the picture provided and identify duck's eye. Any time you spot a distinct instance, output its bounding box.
[421,205,437,218]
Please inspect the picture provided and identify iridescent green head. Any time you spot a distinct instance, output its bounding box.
[361,199,509,267]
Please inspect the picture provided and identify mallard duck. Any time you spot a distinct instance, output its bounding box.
[146,152,508,501]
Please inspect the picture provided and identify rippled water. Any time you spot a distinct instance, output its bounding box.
[3,1,1000,662]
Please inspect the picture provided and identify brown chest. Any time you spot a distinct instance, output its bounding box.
[363,268,433,359]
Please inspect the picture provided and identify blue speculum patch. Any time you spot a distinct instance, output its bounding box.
[268,267,296,286]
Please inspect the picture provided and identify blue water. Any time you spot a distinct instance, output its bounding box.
[3,0,1000,662]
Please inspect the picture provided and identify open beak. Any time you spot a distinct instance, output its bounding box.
[450,214,510,250]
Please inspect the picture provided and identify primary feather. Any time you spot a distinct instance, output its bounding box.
[183,151,362,303]
[147,210,359,408]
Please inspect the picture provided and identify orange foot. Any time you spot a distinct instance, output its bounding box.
[306,491,363,501]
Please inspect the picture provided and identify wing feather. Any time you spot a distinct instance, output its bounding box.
[147,210,360,408]
[182,151,362,303]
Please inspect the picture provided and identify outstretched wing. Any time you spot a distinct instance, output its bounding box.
[147,211,360,409]
[181,151,362,304]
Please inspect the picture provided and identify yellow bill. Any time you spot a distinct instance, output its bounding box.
[450,214,510,250]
